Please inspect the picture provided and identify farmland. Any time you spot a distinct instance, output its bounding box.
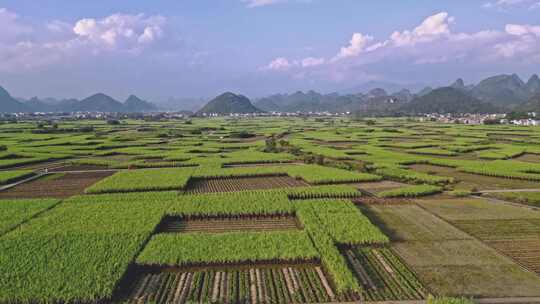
[2,117,540,303]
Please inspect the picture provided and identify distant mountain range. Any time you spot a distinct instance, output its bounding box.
[0,86,157,113]
[2,73,540,114]
[197,92,262,115]
[254,74,540,115]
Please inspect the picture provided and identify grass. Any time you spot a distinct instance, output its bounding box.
[0,198,59,235]
[0,170,35,185]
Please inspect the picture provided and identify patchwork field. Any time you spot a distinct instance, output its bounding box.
[0,171,113,199]
[2,117,540,303]
[186,175,309,193]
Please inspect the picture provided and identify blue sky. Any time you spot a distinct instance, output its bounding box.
[0,0,539,102]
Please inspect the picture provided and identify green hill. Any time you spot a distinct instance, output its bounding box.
[400,87,500,114]
[0,86,31,113]
[198,92,262,115]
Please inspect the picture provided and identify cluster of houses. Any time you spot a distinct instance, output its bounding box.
[420,113,540,126]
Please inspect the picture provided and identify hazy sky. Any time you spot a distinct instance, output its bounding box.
[0,0,539,102]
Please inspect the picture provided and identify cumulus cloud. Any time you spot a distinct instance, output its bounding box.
[263,57,293,71]
[261,11,540,84]
[390,12,454,46]
[73,14,166,49]
[333,33,374,61]
[0,9,168,72]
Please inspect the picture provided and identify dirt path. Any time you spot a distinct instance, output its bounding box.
[473,195,540,212]
[0,173,44,191]
[480,189,540,193]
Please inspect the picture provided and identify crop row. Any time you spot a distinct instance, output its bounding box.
[125,265,336,304]
[345,247,427,301]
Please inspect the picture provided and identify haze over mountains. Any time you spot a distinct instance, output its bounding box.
[0,88,157,113]
[1,73,540,114]
[254,74,540,115]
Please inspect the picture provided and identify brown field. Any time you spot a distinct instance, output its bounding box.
[121,264,337,304]
[486,239,540,274]
[159,215,300,233]
[0,172,113,199]
[453,219,540,240]
[355,180,410,195]
[416,198,540,221]
[393,240,540,297]
[409,164,540,190]
[186,175,309,194]
[363,205,472,242]
[514,153,540,163]
[49,164,110,172]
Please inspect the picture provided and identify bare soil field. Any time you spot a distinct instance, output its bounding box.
[186,175,309,194]
[159,215,300,233]
[0,172,113,199]
[410,164,540,190]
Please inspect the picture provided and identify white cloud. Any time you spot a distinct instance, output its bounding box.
[333,33,374,61]
[241,0,311,8]
[73,14,166,49]
[390,12,454,46]
[243,0,283,7]
[506,24,540,36]
[264,57,293,71]
[0,9,169,72]
[484,0,540,10]
[261,11,540,85]
[301,57,325,67]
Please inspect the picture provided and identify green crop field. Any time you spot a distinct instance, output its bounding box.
[1,117,540,303]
